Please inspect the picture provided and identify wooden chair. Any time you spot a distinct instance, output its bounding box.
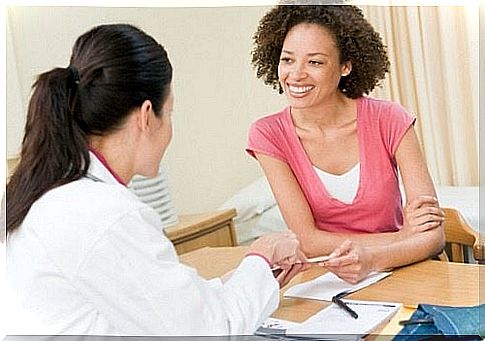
[437,207,484,264]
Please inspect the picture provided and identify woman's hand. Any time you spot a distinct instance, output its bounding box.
[321,240,374,284]
[400,196,444,238]
[246,231,309,287]
[273,249,309,288]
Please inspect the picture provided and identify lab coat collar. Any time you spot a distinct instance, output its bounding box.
[87,151,126,186]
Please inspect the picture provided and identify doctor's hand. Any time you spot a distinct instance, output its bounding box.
[246,231,309,288]
[400,196,444,238]
[320,240,374,284]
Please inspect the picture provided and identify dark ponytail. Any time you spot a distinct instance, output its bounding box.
[7,24,172,233]
[6,68,89,232]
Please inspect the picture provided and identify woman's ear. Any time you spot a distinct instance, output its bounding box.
[341,61,352,77]
[136,100,153,132]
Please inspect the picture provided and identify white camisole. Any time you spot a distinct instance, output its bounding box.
[313,163,360,204]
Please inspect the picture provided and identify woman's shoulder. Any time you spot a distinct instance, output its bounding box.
[359,96,403,109]
[359,96,407,112]
[24,177,160,244]
[14,178,164,281]
[28,178,148,228]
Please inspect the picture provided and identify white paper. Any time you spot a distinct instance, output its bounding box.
[284,271,391,301]
[286,299,401,339]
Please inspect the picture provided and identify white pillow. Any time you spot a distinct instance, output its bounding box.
[251,205,288,239]
[219,176,276,222]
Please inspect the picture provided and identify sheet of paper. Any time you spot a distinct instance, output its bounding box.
[284,271,391,301]
[286,299,401,339]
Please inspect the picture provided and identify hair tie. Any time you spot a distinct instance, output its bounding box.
[67,66,80,113]
[67,65,80,89]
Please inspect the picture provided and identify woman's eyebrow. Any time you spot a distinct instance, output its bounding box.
[281,50,329,57]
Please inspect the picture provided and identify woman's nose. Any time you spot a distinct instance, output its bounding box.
[289,62,307,80]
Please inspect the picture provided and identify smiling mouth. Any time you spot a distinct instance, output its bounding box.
[288,85,314,94]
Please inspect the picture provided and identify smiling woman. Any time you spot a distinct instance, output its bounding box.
[247,5,446,284]
[278,23,352,112]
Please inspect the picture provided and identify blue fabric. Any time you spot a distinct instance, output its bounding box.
[393,304,484,340]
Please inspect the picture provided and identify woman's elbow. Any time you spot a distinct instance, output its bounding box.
[431,224,446,256]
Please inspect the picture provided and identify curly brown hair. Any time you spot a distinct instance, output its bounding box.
[251,5,389,99]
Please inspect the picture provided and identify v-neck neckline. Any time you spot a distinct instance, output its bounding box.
[285,97,365,206]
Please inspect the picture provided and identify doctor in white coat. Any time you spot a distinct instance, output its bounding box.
[6,23,307,336]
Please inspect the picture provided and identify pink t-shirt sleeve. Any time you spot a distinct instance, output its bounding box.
[380,102,416,156]
[246,119,287,163]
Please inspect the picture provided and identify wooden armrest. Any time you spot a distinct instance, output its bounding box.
[164,208,237,254]
[442,207,482,263]
[165,208,237,241]
[473,237,485,264]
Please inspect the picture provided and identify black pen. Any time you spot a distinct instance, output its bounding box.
[332,296,359,319]
[399,318,433,326]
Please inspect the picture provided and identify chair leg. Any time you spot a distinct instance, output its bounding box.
[450,244,464,263]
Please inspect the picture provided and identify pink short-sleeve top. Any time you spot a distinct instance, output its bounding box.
[246,96,415,234]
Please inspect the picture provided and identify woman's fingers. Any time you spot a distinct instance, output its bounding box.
[412,220,442,232]
[329,239,353,258]
[318,240,354,267]
[412,206,445,218]
[405,195,438,211]
[404,203,445,234]
[275,262,305,288]
[407,209,444,229]
[322,243,373,284]
[323,252,358,267]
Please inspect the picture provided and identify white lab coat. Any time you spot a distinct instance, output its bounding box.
[6,153,279,336]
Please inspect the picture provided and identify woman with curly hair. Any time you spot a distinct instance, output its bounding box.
[247,5,445,283]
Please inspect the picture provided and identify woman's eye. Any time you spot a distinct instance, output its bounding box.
[309,60,323,65]
[280,57,292,63]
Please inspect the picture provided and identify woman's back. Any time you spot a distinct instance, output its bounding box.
[7,155,166,334]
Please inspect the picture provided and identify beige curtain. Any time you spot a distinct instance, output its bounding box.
[360,6,478,186]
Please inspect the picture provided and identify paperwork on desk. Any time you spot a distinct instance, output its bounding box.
[284,271,391,301]
[256,300,401,340]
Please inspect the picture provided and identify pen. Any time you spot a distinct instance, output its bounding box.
[399,318,433,326]
[270,254,334,272]
[332,296,359,319]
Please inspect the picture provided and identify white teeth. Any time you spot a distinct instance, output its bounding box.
[288,85,314,94]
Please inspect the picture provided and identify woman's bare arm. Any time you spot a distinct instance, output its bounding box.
[254,126,445,272]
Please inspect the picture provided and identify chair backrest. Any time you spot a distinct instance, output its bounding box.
[438,207,484,263]
[128,167,178,229]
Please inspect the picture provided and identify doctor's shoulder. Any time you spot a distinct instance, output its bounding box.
[27,177,149,228]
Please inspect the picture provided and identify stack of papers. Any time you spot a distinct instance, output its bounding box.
[256,271,398,340]
[257,300,401,340]
[284,271,391,301]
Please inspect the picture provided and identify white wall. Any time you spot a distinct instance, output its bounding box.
[6,6,286,214]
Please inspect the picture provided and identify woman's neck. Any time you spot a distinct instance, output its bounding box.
[291,94,356,129]
[88,134,135,185]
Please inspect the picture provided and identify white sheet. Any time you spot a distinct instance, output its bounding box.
[436,186,479,232]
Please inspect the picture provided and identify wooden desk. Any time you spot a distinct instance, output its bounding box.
[165,209,237,254]
[180,246,483,336]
